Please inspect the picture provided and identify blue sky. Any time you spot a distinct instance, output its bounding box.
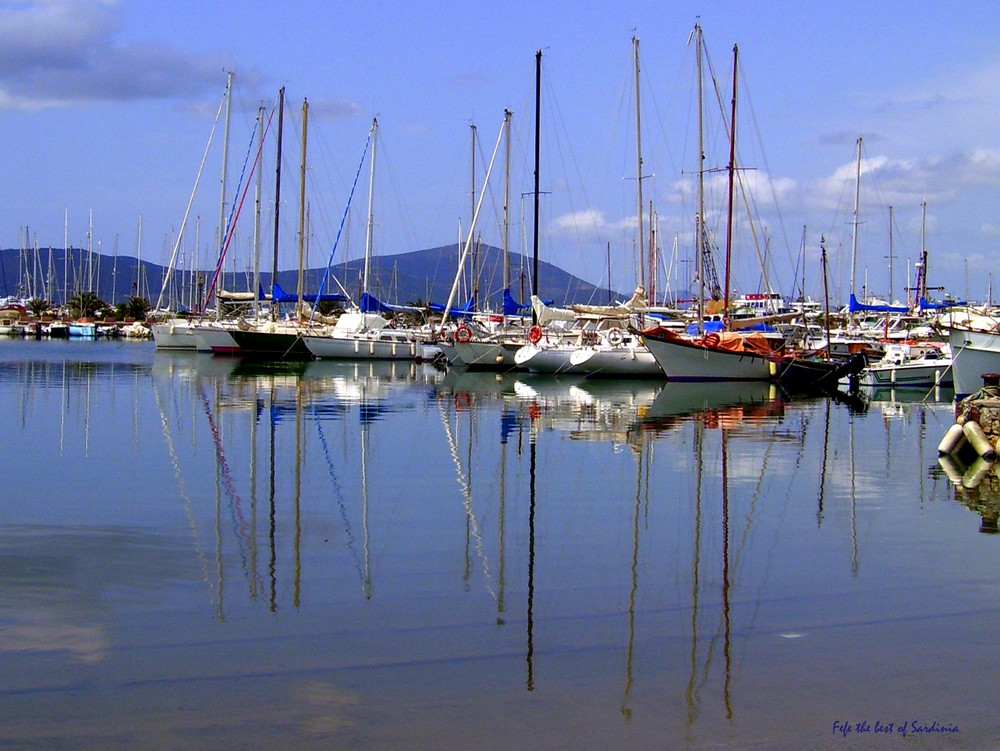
[2,0,1000,305]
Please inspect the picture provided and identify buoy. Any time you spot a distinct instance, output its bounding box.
[455,325,473,343]
[606,327,624,346]
[937,423,967,455]
[962,420,997,459]
[527,325,543,344]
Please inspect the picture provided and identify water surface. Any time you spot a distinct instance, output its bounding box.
[0,339,996,750]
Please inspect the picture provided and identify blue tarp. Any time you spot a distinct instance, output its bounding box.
[918,296,965,311]
[429,296,477,319]
[271,281,348,304]
[503,288,531,316]
[359,292,423,314]
[848,293,909,314]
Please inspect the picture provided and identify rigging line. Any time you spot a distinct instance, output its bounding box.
[154,88,227,311]
[202,106,277,309]
[308,129,372,321]
[311,402,366,585]
[435,392,498,600]
[197,381,263,596]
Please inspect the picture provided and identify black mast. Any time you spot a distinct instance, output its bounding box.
[531,50,541,325]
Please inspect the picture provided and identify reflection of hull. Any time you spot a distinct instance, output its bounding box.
[644,380,778,419]
[302,333,421,361]
[642,329,774,381]
[938,325,996,397]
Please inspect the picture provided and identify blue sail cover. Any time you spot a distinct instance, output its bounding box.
[848,293,909,314]
[271,281,348,304]
[503,288,531,316]
[918,296,965,311]
[428,296,477,319]
[359,292,423,314]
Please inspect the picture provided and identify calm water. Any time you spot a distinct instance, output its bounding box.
[1,339,997,750]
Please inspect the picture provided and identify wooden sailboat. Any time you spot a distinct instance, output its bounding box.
[641,33,779,381]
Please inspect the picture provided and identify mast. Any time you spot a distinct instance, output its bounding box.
[531,49,541,324]
[503,109,512,293]
[253,105,265,318]
[296,98,308,318]
[692,22,706,331]
[887,206,894,302]
[217,70,234,317]
[63,209,68,307]
[722,44,738,329]
[850,136,862,300]
[919,200,928,303]
[633,36,645,291]
[362,118,378,301]
[270,86,285,321]
[821,237,831,359]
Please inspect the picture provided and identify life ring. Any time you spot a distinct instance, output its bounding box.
[527,325,543,344]
[606,327,624,346]
[704,332,721,348]
[455,324,473,343]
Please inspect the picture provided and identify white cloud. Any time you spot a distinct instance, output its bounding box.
[0,0,225,109]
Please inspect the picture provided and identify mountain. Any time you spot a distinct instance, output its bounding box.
[0,243,622,311]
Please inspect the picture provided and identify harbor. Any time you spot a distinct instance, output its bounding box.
[0,337,997,750]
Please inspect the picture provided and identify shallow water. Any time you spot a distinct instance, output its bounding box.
[0,338,996,750]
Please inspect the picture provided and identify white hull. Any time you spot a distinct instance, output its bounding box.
[643,331,774,381]
[514,344,585,374]
[946,326,1000,397]
[192,325,241,354]
[448,340,523,370]
[567,345,663,377]
[856,360,953,388]
[152,320,197,350]
[302,333,422,361]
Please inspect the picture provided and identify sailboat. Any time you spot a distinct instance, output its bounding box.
[640,31,780,381]
[301,118,436,361]
[513,38,663,378]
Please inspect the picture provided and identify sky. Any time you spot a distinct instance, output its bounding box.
[3,0,1000,306]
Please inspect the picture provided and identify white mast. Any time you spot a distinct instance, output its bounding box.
[362,117,378,302]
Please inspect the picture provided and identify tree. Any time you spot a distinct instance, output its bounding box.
[67,291,107,318]
[27,298,50,318]
[116,295,152,321]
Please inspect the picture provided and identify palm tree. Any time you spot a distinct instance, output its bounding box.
[116,295,152,321]
[68,291,106,318]
[27,298,50,318]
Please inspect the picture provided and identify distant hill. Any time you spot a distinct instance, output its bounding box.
[0,243,623,311]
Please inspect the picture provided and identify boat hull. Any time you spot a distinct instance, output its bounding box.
[192,325,241,355]
[447,340,524,371]
[152,320,197,350]
[857,360,953,388]
[229,329,314,360]
[945,327,1000,397]
[642,329,775,382]
[302,333,422,361]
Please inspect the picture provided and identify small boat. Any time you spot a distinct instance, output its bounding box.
[854,342,952,388]
[68,320,97,338]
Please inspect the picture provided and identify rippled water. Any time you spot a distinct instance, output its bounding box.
[1,338,997,750]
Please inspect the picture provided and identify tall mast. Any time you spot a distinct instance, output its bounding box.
[502,109,512,292]
[253,105,264,318]
[531,49,542,324]
[887,205,894,301]
[217,70,234,316]
[362,118,378,299]
[296,98,308,317]
[63,208,68,307]
[633,36,645,292]
[722,44,738,329]
[271,86,285,321]
[850,136,862,299]
[919,199,928,303]
[692,21,706,330]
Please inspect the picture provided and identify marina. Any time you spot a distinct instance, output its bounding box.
[1,338,998,749]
